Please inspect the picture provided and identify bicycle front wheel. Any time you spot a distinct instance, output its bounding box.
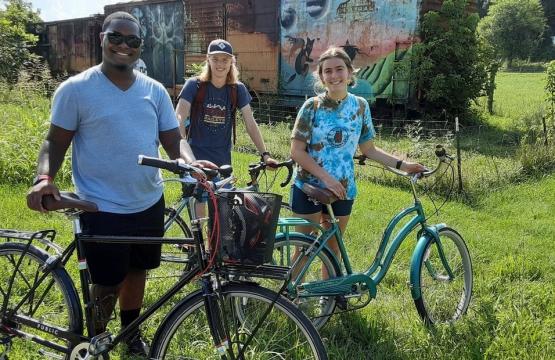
[0,242,82,357]
[413,227,473,325]
[273,235,341,330]
[150,282,327,359]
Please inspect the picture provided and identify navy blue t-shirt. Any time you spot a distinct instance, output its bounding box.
[178,78,251,166]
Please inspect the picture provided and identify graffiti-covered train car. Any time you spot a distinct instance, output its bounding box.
[35,15,104,76]
[104,0,185,88]
[34,0,477,108]
[184,0,476,106]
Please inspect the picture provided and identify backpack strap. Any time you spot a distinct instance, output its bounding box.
[312,96,319,113]
[312,96,319,125]
[230,83,238,144]
[188,77,208,141]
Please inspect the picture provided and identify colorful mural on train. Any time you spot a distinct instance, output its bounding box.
[279,0,419,102]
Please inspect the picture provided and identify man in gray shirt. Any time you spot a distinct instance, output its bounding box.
[26,11,213,357]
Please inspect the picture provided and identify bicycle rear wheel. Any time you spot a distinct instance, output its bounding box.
[150,282,327,359]
[0,242,82,357]
[413,227,473,325]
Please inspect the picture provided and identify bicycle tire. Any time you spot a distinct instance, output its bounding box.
[0,242,82,357]
[272,235,342,330]
[412,227,473,325]
[155,209,195,277]
[150,282,328,359]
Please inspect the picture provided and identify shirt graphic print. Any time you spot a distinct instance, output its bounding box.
[204,103,227,126]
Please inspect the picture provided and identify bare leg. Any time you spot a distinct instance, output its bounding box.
[119,269,147,311]
[292,212,322,280]
[320,214,350,279]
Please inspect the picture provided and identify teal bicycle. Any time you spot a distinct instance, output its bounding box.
[272,145,473,329]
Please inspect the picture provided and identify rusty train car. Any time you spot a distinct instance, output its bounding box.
[35,0,477,107]
[34,15,104,76]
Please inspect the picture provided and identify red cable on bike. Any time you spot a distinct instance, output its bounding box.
[195,179,221,277]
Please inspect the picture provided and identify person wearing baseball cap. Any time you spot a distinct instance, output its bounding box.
[175,39,278,216]
[206,39,234,56]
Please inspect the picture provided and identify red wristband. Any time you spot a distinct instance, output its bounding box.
[33,174,53,186]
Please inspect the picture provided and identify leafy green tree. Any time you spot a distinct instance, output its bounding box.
[412,0,487,121]
[478,0,547,68]
[0,0,41,83]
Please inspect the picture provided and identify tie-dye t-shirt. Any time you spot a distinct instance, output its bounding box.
[291,93,375,200]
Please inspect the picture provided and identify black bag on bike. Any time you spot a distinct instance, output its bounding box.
[208,191,282,265]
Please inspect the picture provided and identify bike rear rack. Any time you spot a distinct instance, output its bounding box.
[0,229,62,255]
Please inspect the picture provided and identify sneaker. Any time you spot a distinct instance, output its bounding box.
[125,332,149,358]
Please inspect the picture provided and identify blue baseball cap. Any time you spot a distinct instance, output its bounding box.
[207,39,233,56]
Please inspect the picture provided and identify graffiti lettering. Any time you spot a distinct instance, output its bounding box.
[337,0,376,17]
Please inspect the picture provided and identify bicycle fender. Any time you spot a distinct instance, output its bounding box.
[409,224,446,300]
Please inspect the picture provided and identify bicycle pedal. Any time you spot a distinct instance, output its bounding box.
[89,332,113,355]
[38,348,64,359]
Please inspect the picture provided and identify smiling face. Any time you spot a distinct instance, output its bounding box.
[101,19,141,71]
[207,53,233,81]
[320,57,352,96]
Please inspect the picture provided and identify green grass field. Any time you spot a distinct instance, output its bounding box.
[0,72,554,359]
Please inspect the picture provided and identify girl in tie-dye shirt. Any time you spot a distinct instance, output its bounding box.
[290,46,425,275]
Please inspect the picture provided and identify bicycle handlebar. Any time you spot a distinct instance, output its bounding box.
[354,144,453,180]
[138,155,225,179]
[247,159,295,188]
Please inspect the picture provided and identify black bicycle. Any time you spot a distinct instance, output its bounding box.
[0,157,327,359]
[160,159,295,273]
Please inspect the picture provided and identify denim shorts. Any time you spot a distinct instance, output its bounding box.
[290,185,354,216]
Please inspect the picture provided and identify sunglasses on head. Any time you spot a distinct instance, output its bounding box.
[103,31,142,49]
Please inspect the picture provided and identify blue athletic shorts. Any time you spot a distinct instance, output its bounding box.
[290,184,354,216]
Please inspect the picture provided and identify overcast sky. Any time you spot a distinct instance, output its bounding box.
[28,0,124,22]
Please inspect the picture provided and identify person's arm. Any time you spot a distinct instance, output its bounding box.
[240,104,278,165]
[290,139,346,199]
[159,128,216,169]
[358,140,426,173]
[26,125,74,212]
[175,98,191,138]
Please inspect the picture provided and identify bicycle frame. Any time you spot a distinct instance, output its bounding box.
[2,205,294,358]
[276,177,448,300]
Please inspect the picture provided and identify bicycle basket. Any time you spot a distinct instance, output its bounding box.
[208,191,282,265]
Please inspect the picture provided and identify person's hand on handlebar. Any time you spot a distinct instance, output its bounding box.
[400,161,428,174]
[177,158,218,180]
[190,159,218,170]
[262,155,280,170]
